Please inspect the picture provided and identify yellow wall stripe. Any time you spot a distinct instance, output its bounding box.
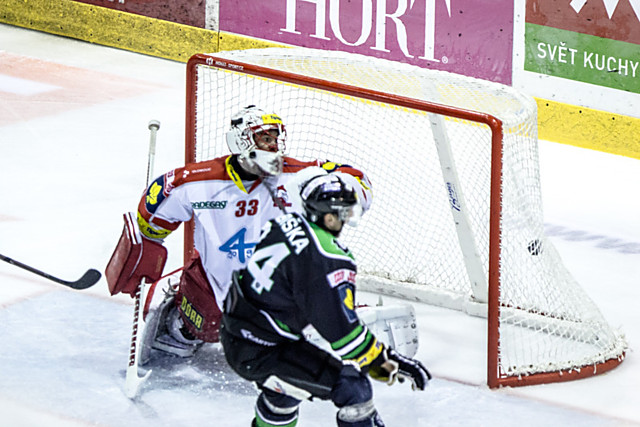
[536,99,640,160]
[1,0,636,160]
[0,0,215,61]
[0,0,284,62]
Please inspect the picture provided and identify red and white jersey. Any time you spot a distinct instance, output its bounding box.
[137,155,371,308]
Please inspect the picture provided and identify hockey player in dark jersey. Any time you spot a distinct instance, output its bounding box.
[220,173,431,427]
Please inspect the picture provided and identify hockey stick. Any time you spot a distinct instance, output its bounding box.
[0,253,101,290]
[124,120,160,399]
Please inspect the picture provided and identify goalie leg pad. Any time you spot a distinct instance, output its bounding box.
[152,304,204,358]
[174,254,223,342]
[356,303,419,358]
[139,272,180,365]
[105,212,167,297]
[305,303,419,359]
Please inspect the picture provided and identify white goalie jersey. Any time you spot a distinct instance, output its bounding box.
[136,154,372,308]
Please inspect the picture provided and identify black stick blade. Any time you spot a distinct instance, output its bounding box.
[1,253,101,290]
[69,269,102,289]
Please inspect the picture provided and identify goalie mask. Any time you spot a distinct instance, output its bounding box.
[225,105,287,176]
[301,174,362,231]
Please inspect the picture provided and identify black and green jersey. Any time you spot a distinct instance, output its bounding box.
[225,212,383,369]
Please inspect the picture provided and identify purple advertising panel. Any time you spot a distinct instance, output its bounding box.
[73,0,205,28]
[220,0,514,84]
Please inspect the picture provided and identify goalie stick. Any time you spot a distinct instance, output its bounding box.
[124,120,160,399]
[0,253,101,290]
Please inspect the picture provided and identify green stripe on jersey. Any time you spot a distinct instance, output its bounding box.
[342,332,375,360]
[309,222,354,260]
[331,325,364,351]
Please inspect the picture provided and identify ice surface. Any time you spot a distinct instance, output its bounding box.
[1,24,638,426]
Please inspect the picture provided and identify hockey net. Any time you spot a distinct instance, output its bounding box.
[184,48,626,388]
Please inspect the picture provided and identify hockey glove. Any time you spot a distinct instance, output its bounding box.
[369,348,431,391]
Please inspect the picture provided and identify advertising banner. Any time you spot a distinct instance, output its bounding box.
[219,0,514,84]
[525,0,640,94]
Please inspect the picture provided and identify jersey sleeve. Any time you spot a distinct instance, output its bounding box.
[297,251,383,370]
[136,168,192,240]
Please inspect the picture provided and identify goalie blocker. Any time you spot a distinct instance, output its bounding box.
[105,212,167,297]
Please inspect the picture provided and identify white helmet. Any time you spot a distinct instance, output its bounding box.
[225,105,286,176]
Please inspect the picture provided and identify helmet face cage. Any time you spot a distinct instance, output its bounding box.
[301,175,359,224]
[226,106,287,155]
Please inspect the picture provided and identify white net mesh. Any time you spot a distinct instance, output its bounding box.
[187,48,626,385]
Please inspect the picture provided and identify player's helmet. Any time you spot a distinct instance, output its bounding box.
[301,174,361,227]
[226,105,287,154]
[225,105,287,176]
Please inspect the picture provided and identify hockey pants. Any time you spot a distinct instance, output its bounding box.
[220,326,384,426]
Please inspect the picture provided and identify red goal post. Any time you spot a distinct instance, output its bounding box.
[183,48,626,388]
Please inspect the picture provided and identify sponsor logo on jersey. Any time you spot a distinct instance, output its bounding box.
[191,200,228,209]
[180,296,203,331]
[338,284,358,323]
[191,167,212,174]
[240,329,277,346]
[219,228,256,263]
[326,268,356,288]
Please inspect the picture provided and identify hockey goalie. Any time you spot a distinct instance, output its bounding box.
[105,105,417,385]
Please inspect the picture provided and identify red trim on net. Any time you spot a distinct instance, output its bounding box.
[493,355,625,388]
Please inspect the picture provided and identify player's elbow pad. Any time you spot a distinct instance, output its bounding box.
[105,212,167,297]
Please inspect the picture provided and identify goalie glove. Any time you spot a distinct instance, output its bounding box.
[369,348,431,391]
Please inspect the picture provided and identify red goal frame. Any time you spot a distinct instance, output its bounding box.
[182,53,624,388]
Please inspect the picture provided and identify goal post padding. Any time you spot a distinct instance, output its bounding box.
[183,48,626,388]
